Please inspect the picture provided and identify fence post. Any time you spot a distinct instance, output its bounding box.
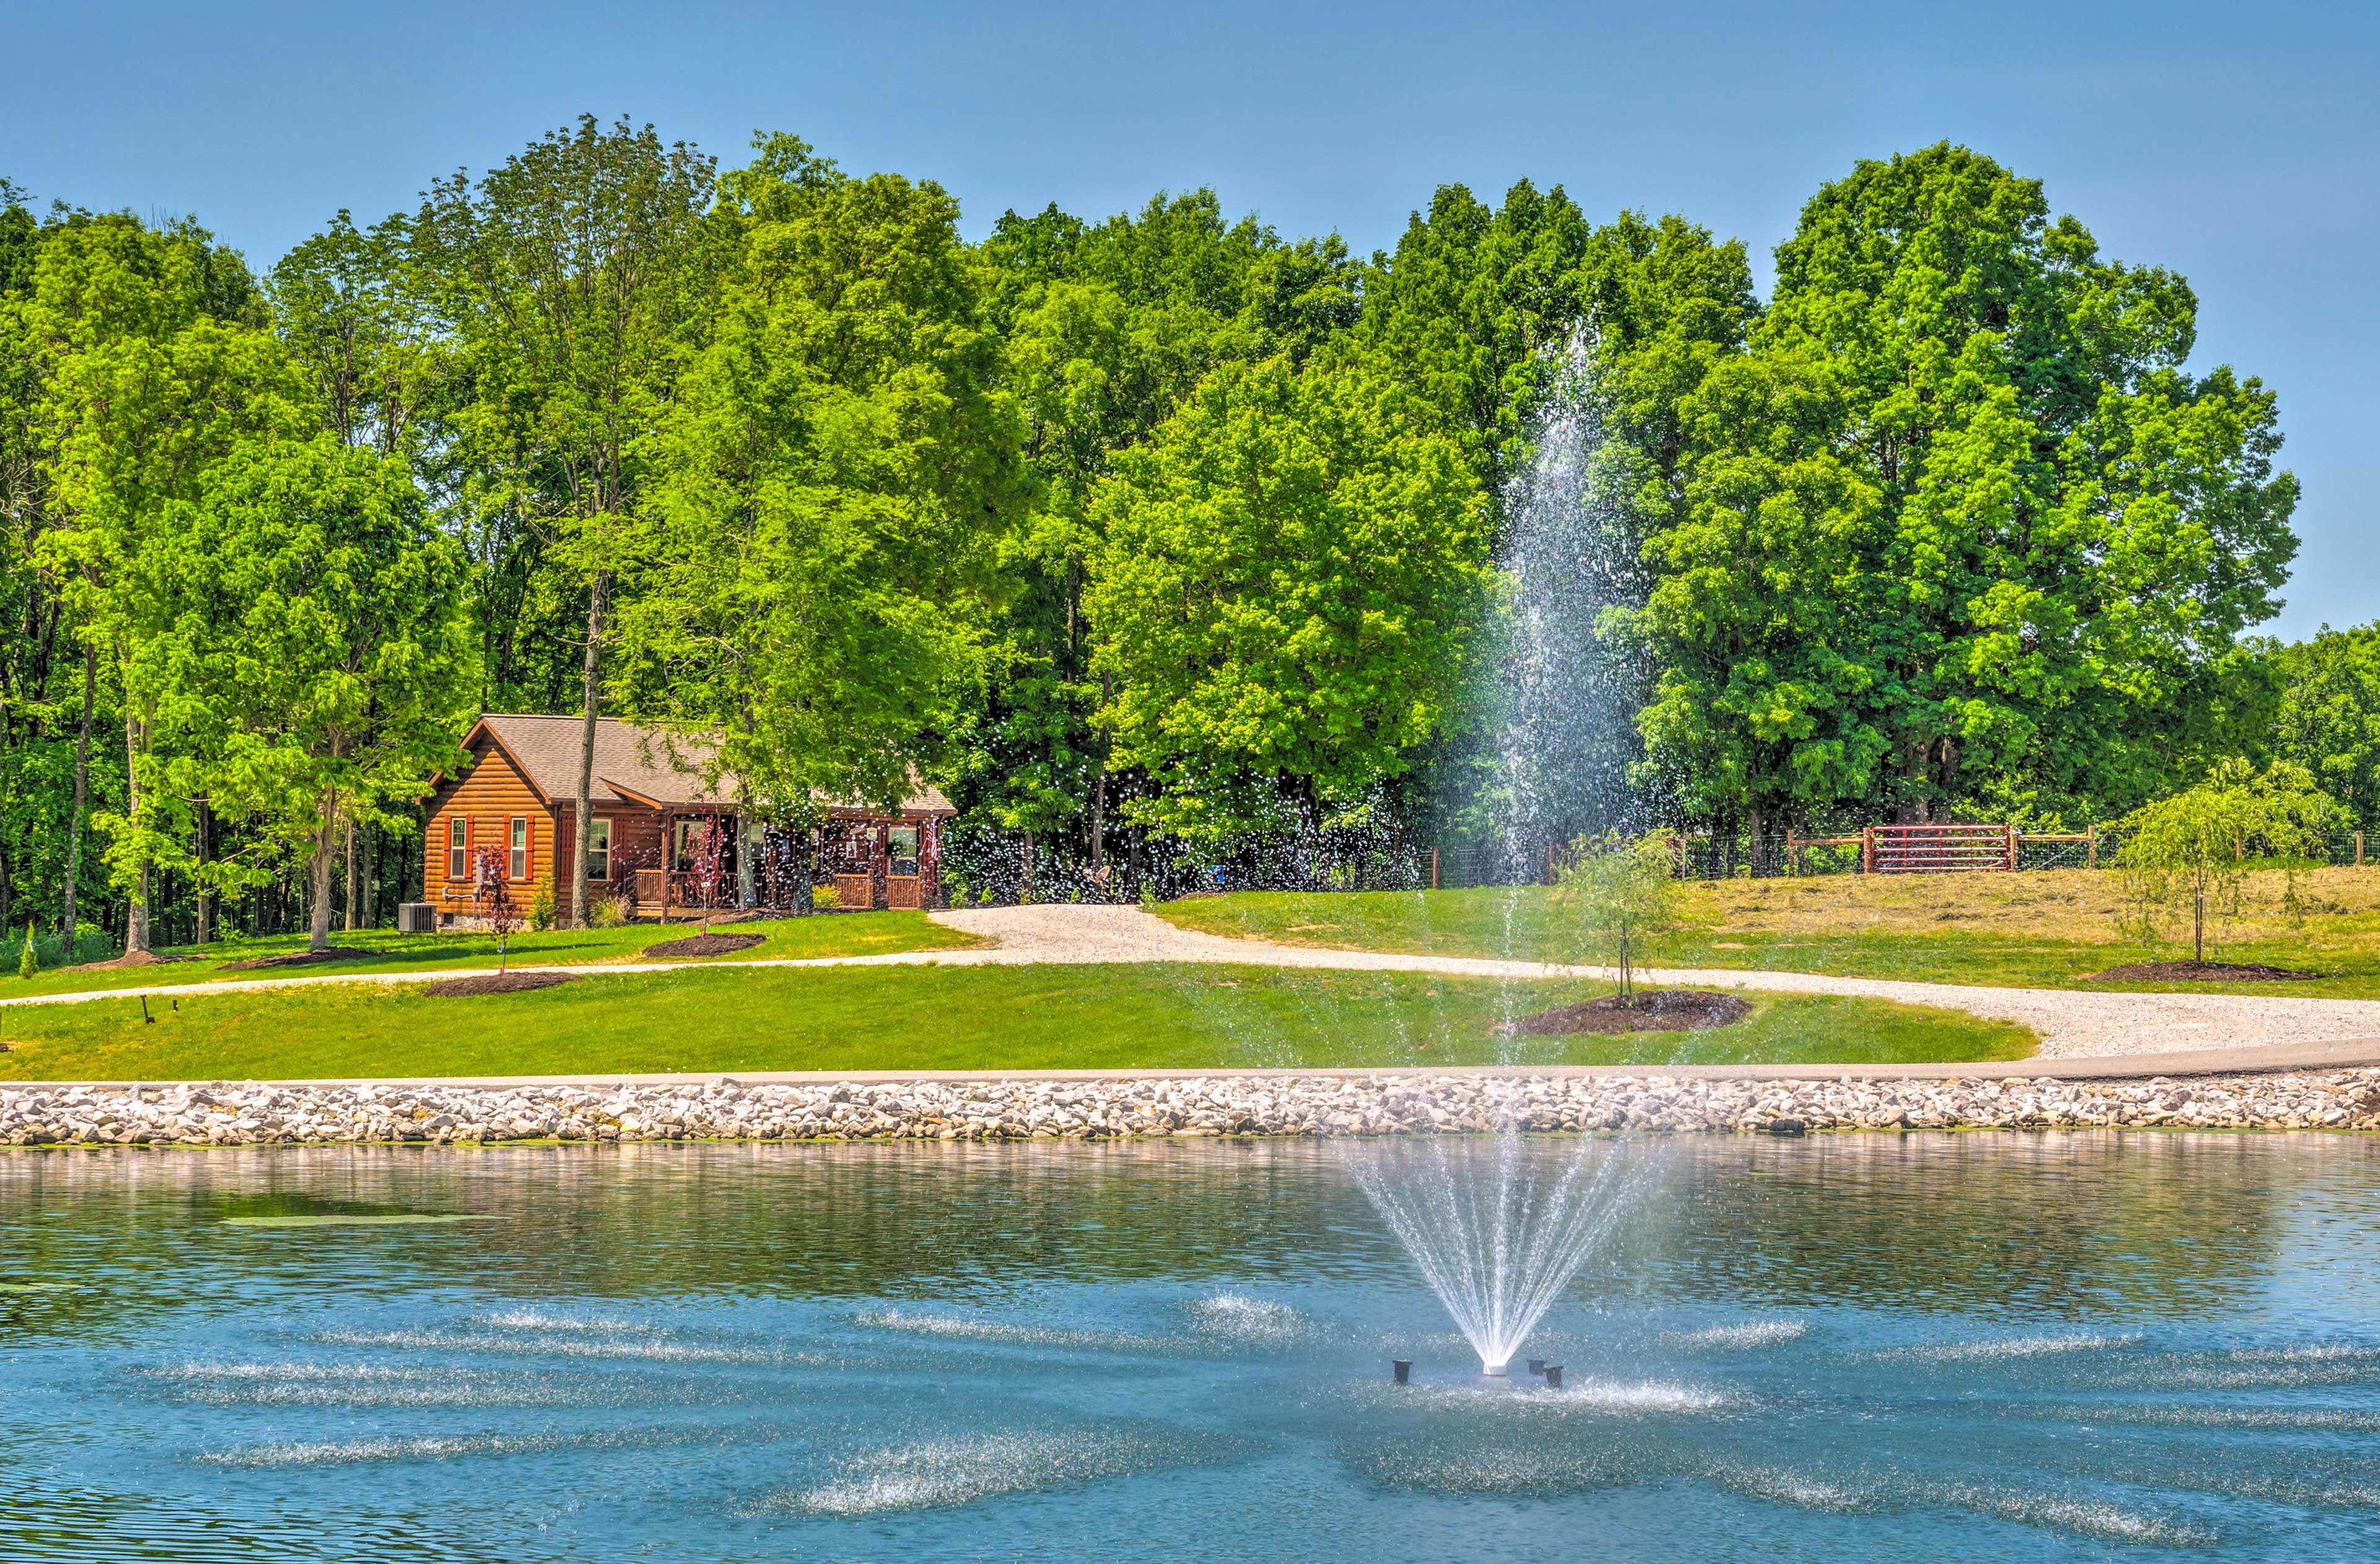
[2005,823,2017,872]
[1786,828,1799,877]
[1861,825,1874,875]
[1430,847,1439,891]
[2087,824,2097,870]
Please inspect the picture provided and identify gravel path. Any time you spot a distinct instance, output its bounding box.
[930,904,2380,1061]
[7,903,2376,1064]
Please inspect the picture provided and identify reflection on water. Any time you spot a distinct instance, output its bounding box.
[4,1134,2379,1560]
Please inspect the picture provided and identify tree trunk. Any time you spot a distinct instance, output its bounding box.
[344,818,361,931]
[794,826,814,916]
[122,709,149,957]
[571,569,609,929]
[193,798,213,945]
[309,802,338,953]
[1745,787,1765,880]
[61,645,93,958]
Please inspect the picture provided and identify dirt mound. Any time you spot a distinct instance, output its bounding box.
[65,949,183,971]
[1499,989,1753,1036]
[424,971,581,997]
[2085,961,2318,983]
[644,931,766,958]
[221,947,376,971]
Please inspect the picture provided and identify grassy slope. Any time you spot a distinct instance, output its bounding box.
[0,965,2032,1080]
[1153,867,2380,999]
[1,912,979,1000]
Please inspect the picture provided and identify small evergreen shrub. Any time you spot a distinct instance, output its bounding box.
[811,885,842,910]
[527,876,557,932]
[590,895,630,929]
[15,925,35,980]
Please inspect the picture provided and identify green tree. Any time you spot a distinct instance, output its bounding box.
[417,115,720,927]
[1551,829,1688,1002]
[2115,758,2338,963]
[148,436,477,952]
[2268,625,2380,830]
[1639,144,2298,848]
[1085,355,1489,836]
[27,212,299,955]
[612,135,1020,852]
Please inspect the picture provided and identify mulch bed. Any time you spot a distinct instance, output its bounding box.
[220,947,378,972]
[2084,960,2319,983]
[424,971,582,998]
[1498,989,1753,1036]
[644,931,767,958]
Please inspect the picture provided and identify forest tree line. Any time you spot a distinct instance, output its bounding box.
[0,123,2369,950]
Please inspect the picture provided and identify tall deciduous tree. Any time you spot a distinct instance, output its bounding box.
[418,116,719,927]
[611,135,1020,846]
[2267,625,2380,830]
[28,213,298,955]
[1086,355,1489,836]
[151,436,477,952]
[1639,144,2298,847]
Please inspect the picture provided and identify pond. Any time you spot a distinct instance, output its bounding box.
[4,1134,2379,1560]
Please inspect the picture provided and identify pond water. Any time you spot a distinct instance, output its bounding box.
[6,1134,2380,1560]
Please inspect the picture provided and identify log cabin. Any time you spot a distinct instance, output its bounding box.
[421,714,954,924]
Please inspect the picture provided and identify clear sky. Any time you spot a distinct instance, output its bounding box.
[7,0,2373,636]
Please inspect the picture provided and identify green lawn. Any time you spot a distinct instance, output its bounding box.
[1155,873,2380,999]
[1,912,978,1000]
[0,964,2033,1080]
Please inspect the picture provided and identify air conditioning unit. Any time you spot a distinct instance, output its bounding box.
[396,902,438,934]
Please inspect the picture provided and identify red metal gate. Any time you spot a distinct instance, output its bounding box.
[1861,823,2017,873]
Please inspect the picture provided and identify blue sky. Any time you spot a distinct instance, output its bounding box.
[8,0,2374,636]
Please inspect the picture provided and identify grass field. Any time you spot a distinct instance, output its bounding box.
[1153,867,2380,999]
[1,912,978,1000]
[0,964,2034,1080]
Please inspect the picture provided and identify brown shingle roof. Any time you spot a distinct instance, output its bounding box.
[469,714,954,815]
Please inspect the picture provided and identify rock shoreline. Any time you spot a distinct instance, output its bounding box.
[6,1070,2380,1146]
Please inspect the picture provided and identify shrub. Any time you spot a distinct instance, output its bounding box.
[527,876,557,932]
[590,895,631,929]
[811,885,842,910]
[15,926,34,980]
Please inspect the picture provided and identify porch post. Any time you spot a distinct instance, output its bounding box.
[870,819,890,911]
[922,816,943,909]
[736,810,754,908]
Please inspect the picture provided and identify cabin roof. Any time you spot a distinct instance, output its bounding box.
[465,714,954,815]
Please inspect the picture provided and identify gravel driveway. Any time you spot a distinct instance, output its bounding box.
[929,904,2380,1061]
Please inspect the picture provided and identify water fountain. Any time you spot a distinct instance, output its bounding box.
[1349,1134,1640,1376]
[1352,327,1660,1377]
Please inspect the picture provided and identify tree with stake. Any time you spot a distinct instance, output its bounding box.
[470,844,522,974]
[1550,829,1688,1005]
[2114,759,2339,965]
[687,817,730,937]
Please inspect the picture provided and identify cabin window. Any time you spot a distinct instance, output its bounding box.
[890,825,920,877]
[448,818,467,880]
[509,817,528,880]
[585,819,611,881]
[674,818,704,872]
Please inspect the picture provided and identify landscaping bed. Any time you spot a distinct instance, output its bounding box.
[425,972,582,998]
[643,931,767,958]
[1499,989,1752,1036]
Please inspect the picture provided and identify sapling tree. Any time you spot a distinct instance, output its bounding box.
[470,844,523,974]
[687,817,731,935]
[2115,759,2340,963]
[1550,829,1688,1004]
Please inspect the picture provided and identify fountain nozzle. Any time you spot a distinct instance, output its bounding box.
[1391,1359,1411,1385]
[1480,1361,1509,1377]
